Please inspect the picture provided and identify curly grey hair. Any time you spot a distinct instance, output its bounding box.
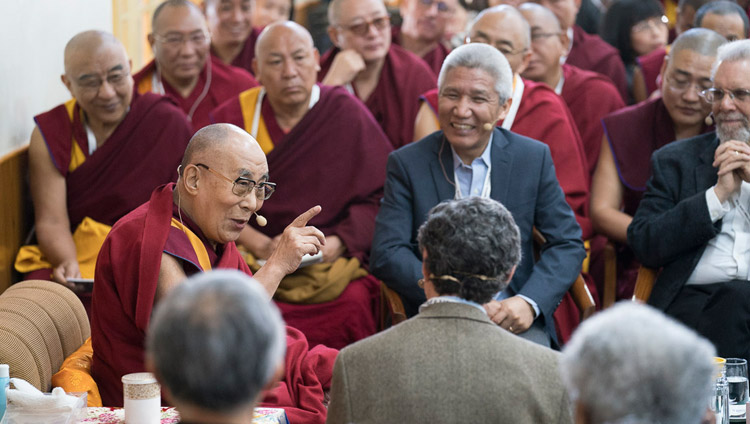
[417,197,521,304]
[560,302,716,424]
[147,270,286,412]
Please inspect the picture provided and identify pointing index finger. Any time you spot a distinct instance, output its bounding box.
[291,205,322,228]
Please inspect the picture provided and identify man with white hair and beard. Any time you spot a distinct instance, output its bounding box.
[629,39,750,364]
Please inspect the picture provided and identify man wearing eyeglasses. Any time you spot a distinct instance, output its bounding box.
[91,124,335,421]
[212,22,393,349]
[319,0,437,149]
[15,30,192,296]
[629,39,750,364]
[592,29,725,301]
[133,0,258,129]
[392,0,458,76]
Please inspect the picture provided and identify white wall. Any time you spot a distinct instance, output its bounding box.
[0,1,113,157]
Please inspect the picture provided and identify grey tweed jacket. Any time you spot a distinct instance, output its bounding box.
[326,302,573,424]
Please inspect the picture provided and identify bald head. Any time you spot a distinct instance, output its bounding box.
[519,2,561,32]
[327,0,349,26]
[695,1,749,41]
[180,124,263,173]
[255,20,314,58]
[670,27,728,59]
[152,0,203,31]
[64,30,125,76]
[468,5,531,74]
[471,5,531,49]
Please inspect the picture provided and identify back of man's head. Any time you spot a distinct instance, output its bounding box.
[560,303,716,424]
[417,197,521,304]
[147,270,286,413]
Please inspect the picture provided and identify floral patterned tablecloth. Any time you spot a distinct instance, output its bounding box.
[82,407,288,423]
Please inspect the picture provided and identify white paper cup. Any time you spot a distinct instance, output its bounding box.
[122,372,161,424]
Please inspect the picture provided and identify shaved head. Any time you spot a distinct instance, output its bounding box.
[64,30,125,76]
[255,20,314,58]
[180,124,263,174]
[670,27,728,58]
[327,0,349,26]
[471,5,531,49]
[519,2,561,32]
[152,0,203,31]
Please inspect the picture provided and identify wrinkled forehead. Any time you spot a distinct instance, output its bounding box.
[154,4,207,33]
[472,12,527,45]
[220,138,269,180]
[259,26,314,57]
[65,42,129,77]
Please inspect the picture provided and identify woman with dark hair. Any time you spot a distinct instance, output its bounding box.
[600,0,668,103]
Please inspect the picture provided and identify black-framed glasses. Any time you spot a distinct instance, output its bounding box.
[339,16,390,36]
[194,163,276,200]
[700,88,750,105]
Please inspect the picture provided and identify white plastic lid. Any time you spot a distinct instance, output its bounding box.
[121,372,156,385]
[0,364,8,378]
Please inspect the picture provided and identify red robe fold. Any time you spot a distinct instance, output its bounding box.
[566,25,628,103]
[391,26,449,77]
[133,56,257,130]
[318,44,437,149]
[34,91,192,229]
[211,85,392,348]
[561,63,625,179]
[91,184,335,423]
[422,80,592,239]
[636,47,667,98]
[210,27,262,75]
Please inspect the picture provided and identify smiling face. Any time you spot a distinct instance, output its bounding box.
[713,59,750,143]
[205,0,255,47]
[438,66,509,162]
[254,23,320,110]
[150,4,209,86]
[329,0,391,64]
[62,39,134,129]
[660,48,714,132]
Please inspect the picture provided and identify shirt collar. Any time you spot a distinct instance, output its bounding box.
[419,295,488,315]
[451,132,493,171]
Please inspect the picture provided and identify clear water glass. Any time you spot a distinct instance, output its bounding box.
[726,358,749,418]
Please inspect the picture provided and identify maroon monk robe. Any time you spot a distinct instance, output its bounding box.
[602,96,712,300]
[318,44,437,149]
[636,46,667,98]
[91,184,335,424]
[421,81,592,239]
[34,91,191,230]
[210,27,262,75]
[561,63,625,179]
[566,25,628,103]
[391,25,450,77]
[211,84,393,349]
[133,55,257,130]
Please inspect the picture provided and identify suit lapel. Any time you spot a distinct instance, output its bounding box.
[489,129,512,204]
[430,134,458,201]
[695,135,719,194]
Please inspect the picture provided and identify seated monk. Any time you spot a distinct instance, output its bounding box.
[133,0,258,130]
[91,124,336,424]
[319,0,438,149]
[15,30,192,294]
[204,0,261,75]
[212,22,393,349]
[590,28,725,300]
[519,3,625,180]
[392,0,458,76]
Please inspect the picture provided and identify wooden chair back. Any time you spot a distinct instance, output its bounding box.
[0,146,31,294]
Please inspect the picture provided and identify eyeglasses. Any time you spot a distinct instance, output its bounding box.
[700,88,750,105]
[154,31,210,48]
[76,72,130,95]
[194,163,276,200]
[418,0,453,13]
[530,32,560,43]
[631,16,668,33]
[663,73,712,95]
[339,16,390,36]
[466,36,528,56]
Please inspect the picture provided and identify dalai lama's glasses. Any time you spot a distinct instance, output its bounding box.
[339,16,390,36]
[194,163,276,200]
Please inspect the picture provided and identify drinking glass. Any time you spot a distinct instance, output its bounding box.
[726,358,749,418]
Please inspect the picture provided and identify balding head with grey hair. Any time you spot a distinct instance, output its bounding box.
[417,197,521,304]
[560,302,716,424]
[438,43,513,103]
[147,270,286,413]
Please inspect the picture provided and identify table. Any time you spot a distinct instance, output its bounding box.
[82,407,288,423]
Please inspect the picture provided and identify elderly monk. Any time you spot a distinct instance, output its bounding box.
[392,0,458,76]
[133,0,257,130]
[319,0,437,149]
[212,21,393,349]
[591,28,725,300]
[415,6,592,244]
[371,43,586,348]
[635,0,747,102]
[530,0,628,103]
[204,0,260,74]
[92,124,336,424]
[16,30,192,290]
[519,3,624,179]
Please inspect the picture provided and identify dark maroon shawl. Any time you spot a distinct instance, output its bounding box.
[318,44,437,149]
[567,25,628,103]
[636,47,667,98]
[34,92,192,229]
[391,25,449,77]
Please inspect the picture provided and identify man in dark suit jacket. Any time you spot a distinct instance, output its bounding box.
[329,197,573,424]
[628,39,750,362]
[370,43,585,346]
